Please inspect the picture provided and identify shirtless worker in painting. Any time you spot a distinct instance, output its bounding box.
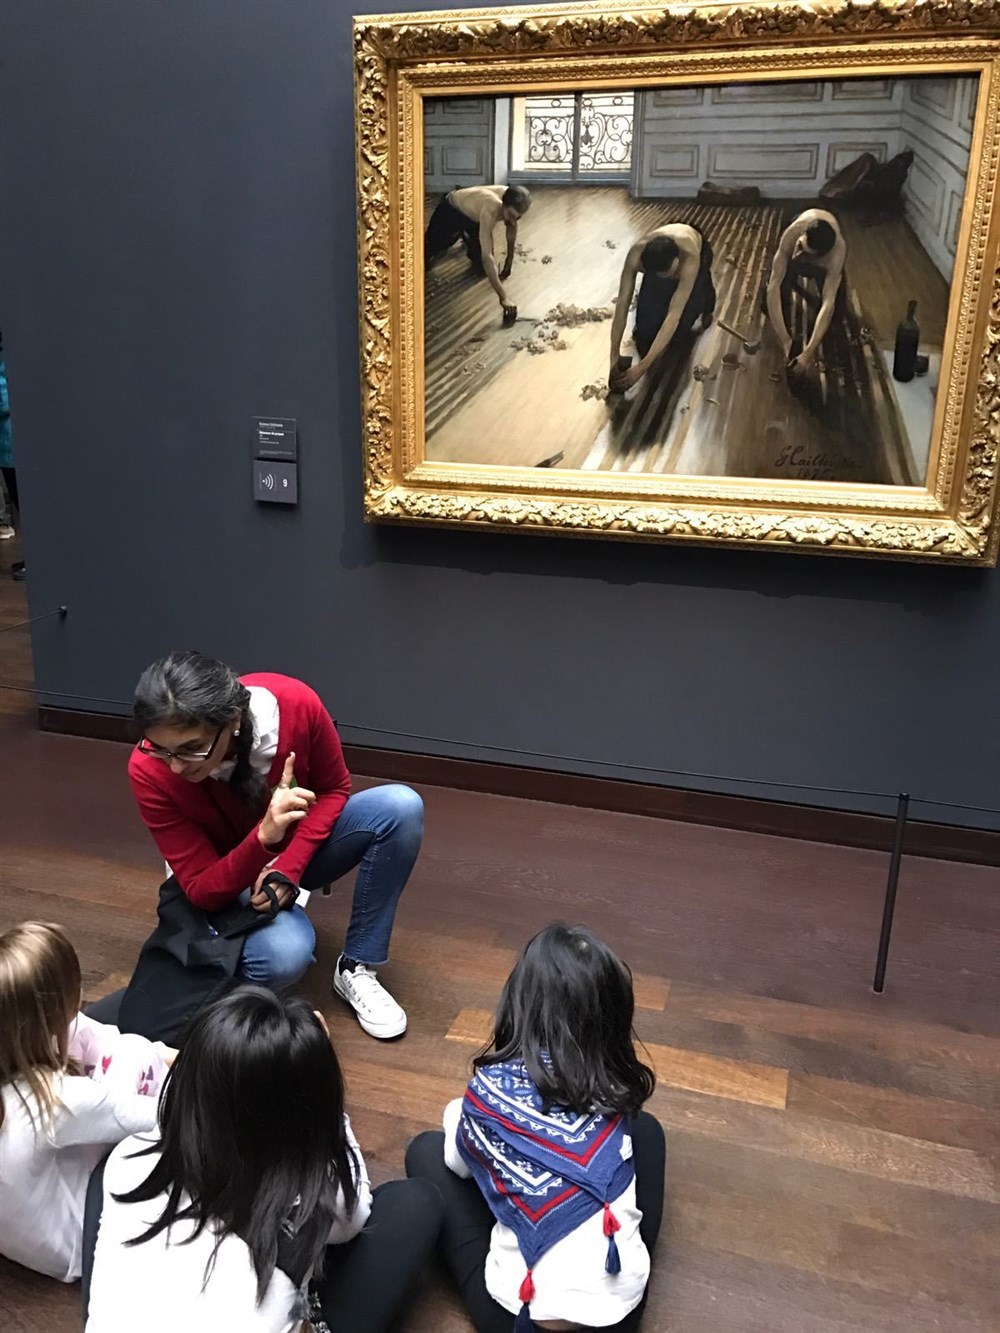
[765,208,847,376]
[608,222,716,392]
[424,184,532,321]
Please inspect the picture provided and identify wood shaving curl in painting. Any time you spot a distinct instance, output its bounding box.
[580,381,608,401]
[543,303,614,328]
[511,334,558,356]
[541,255,553,264]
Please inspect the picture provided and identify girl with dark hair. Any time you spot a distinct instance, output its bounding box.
[406,924,666,1332]
[84,986,444,1332]
[128,651,423,1038]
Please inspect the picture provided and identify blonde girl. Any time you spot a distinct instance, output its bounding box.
[0,921,172,1281]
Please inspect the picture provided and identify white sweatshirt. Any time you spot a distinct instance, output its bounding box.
[0,1014,169,1282]
[85,1116,372,1333]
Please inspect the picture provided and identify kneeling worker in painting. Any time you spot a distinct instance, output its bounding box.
[764,208,847,377]
[424,184,532,322]
[608,222,716,392]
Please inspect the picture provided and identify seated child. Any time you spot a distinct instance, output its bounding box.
[406,923,666,1332]
[85,985,444,1333]
[0,921,174,1281]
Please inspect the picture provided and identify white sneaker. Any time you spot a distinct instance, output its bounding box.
[332,955,407,1039]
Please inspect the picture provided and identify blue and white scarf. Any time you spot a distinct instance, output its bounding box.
[457,1059,634,1331]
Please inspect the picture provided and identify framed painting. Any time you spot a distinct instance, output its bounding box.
[354,0,1000,562]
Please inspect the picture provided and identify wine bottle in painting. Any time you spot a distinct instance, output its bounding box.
[893,300,919,382]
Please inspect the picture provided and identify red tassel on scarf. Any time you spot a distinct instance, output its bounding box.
[515,1268,536,1331]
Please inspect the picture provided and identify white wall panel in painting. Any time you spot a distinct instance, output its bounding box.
[900,76,977,278]
[707,143,819,181]
[424,98,496,193]
[634,78,904,198]
[442,146,487,176]
[825,142,889,176]
[650,145,700,179]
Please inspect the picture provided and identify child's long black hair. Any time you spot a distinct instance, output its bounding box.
[476,923,655,1115]
[116,987,358,1302]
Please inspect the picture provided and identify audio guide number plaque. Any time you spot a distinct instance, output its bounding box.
[253,458,298,505]
[252,414,298,504]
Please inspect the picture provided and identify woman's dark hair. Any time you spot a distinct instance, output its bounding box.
[116,987,358,1302]
[640,235,679,274]
[134,650,268,812]
[476,923,655,1115]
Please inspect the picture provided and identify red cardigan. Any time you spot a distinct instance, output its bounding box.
[128,673,352,911]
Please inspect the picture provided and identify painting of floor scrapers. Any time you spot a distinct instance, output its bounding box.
[422,74,976,486]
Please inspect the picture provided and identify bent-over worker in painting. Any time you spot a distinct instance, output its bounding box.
[424,185,532,319]
[764,208,847,377]
[608,223,716,392]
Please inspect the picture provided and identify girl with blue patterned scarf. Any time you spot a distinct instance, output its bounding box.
[407,924,665,1331]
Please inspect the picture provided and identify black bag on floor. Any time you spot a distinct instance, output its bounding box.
[117,876,268,1044]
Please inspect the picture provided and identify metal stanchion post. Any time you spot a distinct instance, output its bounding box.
[873,792,910,994]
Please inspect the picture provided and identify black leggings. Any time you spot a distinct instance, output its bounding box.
[315,1178,443,1328]
[634,237,716,360]
[81,1165,444,1333]
[425,193,482,270]
[759,263,847,345]
[405,1111,666,1333]
[1,468,17,515]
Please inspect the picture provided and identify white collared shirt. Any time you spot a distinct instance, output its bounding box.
[210,685,280,783]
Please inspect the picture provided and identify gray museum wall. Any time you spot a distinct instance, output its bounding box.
[1,0,997,830]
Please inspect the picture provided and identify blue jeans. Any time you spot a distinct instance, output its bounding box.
[238,784,423,990]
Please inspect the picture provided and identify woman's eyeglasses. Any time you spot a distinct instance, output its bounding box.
[136,723,226,764]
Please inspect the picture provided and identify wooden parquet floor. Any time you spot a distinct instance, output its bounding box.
[1,560,998,1330]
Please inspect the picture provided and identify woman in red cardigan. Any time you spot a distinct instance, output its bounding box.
[128,651,423,1040]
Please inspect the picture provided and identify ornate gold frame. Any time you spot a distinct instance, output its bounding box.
[354,1,1000,563]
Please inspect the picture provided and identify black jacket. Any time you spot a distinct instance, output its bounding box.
[117,877,266,1045]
